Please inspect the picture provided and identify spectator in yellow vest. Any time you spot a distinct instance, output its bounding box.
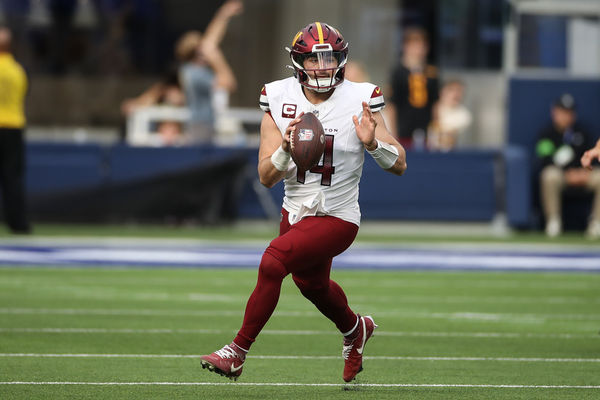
[0,27,31,234]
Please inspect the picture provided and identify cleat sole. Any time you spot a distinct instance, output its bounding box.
[200,359,241,381]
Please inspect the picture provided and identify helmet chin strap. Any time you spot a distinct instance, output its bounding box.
[306,76,336,93]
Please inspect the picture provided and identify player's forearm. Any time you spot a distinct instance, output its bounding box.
[365,139,406,176]
[387,144,407,176]
[258,157,287,188]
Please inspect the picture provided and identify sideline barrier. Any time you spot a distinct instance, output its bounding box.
[25,143,526,225]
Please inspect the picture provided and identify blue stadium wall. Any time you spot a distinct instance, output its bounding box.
[23,143,524,225]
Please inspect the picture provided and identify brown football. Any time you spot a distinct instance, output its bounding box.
[290,112,325,172]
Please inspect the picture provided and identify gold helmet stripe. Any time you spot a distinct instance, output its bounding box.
[292,31,302,47]
[315,22,324,44]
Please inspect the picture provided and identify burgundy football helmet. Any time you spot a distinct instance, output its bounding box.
[286,22,349,93]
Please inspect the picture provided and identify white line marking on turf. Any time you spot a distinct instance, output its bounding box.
[0,328,225,334]
[1,353,599,363]
[0,327,597,340]
[0,382,599,389]
[2,307,600,322]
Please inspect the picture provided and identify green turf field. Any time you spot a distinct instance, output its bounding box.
[1,266,599,399]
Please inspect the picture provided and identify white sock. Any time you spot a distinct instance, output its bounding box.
[342,315,360,337]
[231,342,248,353]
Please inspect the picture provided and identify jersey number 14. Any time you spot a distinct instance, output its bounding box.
[296,134,335,186]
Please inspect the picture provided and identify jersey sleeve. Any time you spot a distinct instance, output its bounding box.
[259,85,270,112]
[369,86,385,112]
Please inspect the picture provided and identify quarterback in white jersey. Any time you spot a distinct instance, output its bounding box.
[259,77,389,226]
[258,29,406,227]
[200,22,406,384]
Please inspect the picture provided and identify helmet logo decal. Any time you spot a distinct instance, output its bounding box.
[282,103,297,118]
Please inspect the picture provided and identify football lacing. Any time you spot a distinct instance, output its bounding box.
[342,343,353,360]
[342,339,356,360]
[215,345,239,359]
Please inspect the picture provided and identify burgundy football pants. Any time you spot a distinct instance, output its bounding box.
[233,209,359,350]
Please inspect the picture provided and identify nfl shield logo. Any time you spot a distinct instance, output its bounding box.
[298,129,314,141]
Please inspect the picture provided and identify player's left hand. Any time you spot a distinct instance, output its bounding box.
[353,101,377,151]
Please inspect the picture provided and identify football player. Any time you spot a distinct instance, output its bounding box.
[200,22,407,382]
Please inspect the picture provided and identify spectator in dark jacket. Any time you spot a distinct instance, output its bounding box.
[536,94,600,238]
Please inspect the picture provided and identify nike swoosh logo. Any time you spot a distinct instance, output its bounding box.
[356,318,367,355]
[230,362,244,373]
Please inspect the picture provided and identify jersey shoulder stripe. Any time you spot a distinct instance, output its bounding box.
[369,86,385,112]
[259,85,270,112]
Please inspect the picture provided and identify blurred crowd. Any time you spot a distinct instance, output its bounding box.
[0,0,184,76]
[0,0,474,149]
[1,0,599,237]
[386,27,472,152]
[120,0,241,146]
[119,15,473,149]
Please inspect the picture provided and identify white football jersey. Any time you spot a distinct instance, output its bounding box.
[259,77,385,226]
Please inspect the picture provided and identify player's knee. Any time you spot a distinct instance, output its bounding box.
[258,250,288,282]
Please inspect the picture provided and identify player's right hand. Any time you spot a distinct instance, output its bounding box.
[283,112,304,153]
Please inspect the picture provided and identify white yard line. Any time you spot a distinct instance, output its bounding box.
[0,327,597,340]
[1,353,599,363]
[0,381,599,389]
[1,307,599,322]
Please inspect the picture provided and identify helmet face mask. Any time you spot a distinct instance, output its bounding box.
[287,22,348,93]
